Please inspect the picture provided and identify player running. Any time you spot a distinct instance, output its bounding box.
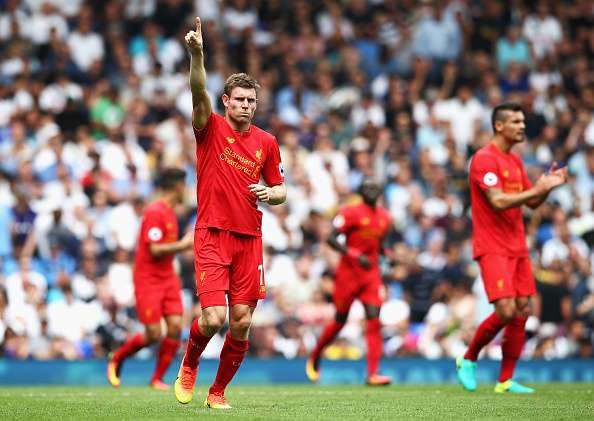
[107,167,193,390]
[174,17,286,409]
[456,103,568,393]
[306,178,392,386]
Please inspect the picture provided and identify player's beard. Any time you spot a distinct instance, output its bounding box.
[229,110,253,129]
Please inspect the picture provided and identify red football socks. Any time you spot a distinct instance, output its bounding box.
[113,333,147,363]
[151,336,180,383]
[366,318,382,377]
[464,312,506,361]
[182,318,213,368]
[209,332,249,394]
[499,316,527,382]
[311,321,344,364]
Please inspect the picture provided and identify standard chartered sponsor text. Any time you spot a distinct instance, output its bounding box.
[220,147,261,179]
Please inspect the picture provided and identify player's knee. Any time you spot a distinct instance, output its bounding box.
[145,325,162,343]
[364,305,380,320]
[335,312,348,324]
[516,303,532,318]
[497,306,515,323]
[230,314,252,335]
[495,299,516,323]
[202,312,226,332]
[166,323,183,339]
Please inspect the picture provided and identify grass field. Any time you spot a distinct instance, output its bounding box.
[0,384,592,420]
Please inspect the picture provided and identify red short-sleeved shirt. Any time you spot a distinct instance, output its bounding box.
[134,200,179,282]
[194,113,284,236]
[469,142,532,259]
[333,202,391,270]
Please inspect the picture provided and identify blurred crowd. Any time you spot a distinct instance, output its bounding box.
[0,0,593,363]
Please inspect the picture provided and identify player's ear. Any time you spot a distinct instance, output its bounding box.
[222,94,229,107]
[494,120,503,133]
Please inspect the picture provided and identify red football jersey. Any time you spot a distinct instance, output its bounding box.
[194,113,284,236]
[333,202,391,270]
[134,200,179,282]
[469,142,532,258]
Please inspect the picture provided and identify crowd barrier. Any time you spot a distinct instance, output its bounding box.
[1,358,593,385]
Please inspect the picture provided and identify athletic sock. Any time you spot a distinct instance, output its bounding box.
[310,321,344,368]
[182,318,213,368]
[499,316,527,382]
[209,332,249,394]
[151,336,180,383]
[366,317,382,377]
[113,333,147,364]
[464,312,506,361]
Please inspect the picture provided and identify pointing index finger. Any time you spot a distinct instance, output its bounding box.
[195,17,201,32]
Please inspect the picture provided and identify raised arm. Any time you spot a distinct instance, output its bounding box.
[185,17,211,130]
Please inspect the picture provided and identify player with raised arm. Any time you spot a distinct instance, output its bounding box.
[456,103,568,393]
[174,17,286,409]
[107,167,193,390]
[306,178,392,386]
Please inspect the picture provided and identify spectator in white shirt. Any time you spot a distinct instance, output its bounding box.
[67,9,104,71]
[522,1,562,59]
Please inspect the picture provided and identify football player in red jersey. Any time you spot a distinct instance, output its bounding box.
[174,17,286,409]
[107,167,193,390]
[456,103,568,393]
[306,178,393,386]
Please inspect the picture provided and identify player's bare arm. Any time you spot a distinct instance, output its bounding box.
[149,230,194,257]
[485,167,568,211]
[248,183,287,205]
[185,17,211,130]
[327,229,371,270]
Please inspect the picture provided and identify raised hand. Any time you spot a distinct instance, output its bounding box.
[185,17,203,55]
[536,162,568,192]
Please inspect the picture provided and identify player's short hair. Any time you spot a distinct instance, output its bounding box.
[223,73,260,97]
[156,167,186,190]
[491,102,524,131]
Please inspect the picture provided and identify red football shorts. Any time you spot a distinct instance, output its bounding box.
[477,254,536,303]
[333,267,384,314]
[134,277,183,325]
[194,228,264,309]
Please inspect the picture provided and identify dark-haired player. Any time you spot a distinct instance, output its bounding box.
[174,17,286,409]
[306,178,392,386]
[107,168,193,390]
[456,103,568,393]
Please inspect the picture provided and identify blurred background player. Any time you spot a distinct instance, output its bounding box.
[107,167,193,390]
[306,178,392,386]
[456,103,568,393]
[174,17,286,409]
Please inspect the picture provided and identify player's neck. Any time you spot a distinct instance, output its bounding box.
[492,136,513,154]
[159,192,177,208]
[362,200,377,209]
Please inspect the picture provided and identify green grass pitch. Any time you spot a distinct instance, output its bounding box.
[0,384,592,420]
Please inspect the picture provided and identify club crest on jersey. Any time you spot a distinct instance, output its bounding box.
[255,148,262,161]
[226,136,236,144]
[147,227,163,241]
[361,217,370,226]
[503,170,509,178]
[483,172,498,187]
